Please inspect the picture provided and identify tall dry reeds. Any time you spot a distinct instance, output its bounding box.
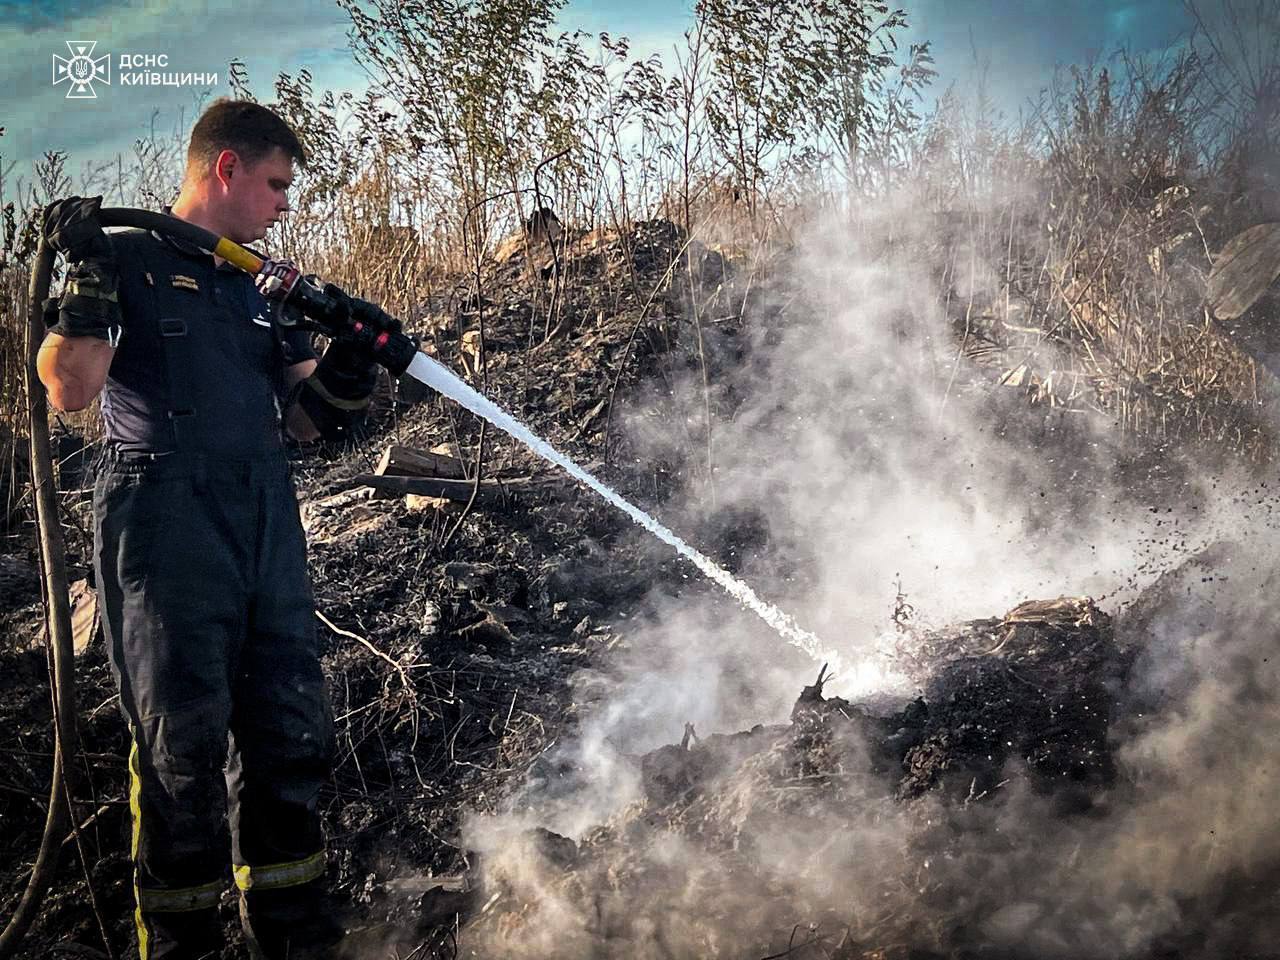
[2,0,1278,545]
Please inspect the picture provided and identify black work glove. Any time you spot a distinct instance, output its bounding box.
[317,282,379,390]
[322,283,416,375]
[323,283,402,339]
[350,295,403,336]
[43,195,112,262]
[46,257,122,342]
[295,336,378,443]
[42,196,121,342]
[313,336,378,402]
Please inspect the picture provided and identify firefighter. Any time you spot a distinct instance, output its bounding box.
[37,99,379,959]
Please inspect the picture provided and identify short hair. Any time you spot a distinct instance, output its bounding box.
[186,98,306,177]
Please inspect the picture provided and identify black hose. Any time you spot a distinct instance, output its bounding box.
[0,236,81,959]
[0,207,212,958]
[100,207,225,249]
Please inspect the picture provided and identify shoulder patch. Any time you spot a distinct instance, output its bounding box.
[170,274,200,292]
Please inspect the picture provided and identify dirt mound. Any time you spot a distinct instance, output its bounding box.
[468,598,1127,959]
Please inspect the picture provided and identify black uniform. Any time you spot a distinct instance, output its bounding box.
[91,226,338,959]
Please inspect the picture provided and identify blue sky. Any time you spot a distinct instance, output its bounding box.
[1,0,1195,201]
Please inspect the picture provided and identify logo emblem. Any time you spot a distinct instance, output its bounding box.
[53,41,110,99]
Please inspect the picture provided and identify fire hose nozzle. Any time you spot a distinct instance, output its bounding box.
[315,280,418,377]
[255,261,418,377]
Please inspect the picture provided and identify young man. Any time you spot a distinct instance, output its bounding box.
[38,99,379,960]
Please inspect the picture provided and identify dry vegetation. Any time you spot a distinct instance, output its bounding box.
[2,0,1280,956]
[2,3,1278,534]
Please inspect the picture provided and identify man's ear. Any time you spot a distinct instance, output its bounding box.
[215,149,238,187]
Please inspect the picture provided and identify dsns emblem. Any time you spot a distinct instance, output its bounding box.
[53,41,111,99]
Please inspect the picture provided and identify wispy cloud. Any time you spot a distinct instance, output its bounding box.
[1,0,1197,200]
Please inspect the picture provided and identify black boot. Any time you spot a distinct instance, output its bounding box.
[240,881,348,960]
[135,907,224,960]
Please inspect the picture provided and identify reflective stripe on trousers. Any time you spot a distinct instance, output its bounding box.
[233,850,327,892]
[129,736,223,959]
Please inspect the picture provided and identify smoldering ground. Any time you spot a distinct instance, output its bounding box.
[459,193,1280,958]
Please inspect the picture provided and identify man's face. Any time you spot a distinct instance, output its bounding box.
[216,145,293,244]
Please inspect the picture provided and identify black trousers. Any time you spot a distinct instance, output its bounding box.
[93,451,337,960]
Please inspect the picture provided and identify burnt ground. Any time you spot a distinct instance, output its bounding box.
[2,220,1278,958]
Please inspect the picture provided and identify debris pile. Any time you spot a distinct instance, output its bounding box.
[2,212,1277,959]
[470,598,1128,958]
[629,596,1121,814]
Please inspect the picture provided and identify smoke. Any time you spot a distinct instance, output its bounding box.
[459,184,1280,957]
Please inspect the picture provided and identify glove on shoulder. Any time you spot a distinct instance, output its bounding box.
[42,196,121,343]
[43,195,112,262]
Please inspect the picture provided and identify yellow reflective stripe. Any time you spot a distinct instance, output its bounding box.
[137,879,224,912]
[127,732,223,960]
[233,850,326,892]
[128,737,149,959]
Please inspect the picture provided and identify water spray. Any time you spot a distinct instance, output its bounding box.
[399,351,846,674]
[92,209,843,671]
[97,209,847,670]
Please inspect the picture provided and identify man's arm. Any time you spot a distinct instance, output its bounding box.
[36,333,115,412]
[283,359,320,441]
[37,196,122,411]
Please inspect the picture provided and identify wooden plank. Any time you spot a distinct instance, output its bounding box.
[1209,221,1280,320]
[69,579,98,655]
[355,474,510,505]
[375,444,468,480]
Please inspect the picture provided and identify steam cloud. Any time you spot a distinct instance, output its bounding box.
[459,187,1280,958]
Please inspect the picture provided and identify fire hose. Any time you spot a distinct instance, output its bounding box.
[1,207,417,957]
[0,227,79,959]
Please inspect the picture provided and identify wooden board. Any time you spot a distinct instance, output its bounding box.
[69,578,98,654]
[375,444,468,480]
[355,474,509,505]
[1209,221,1280,320]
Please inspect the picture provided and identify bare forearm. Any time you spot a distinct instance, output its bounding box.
[36,333,114,411]
[283,358,321,441]
[285,401,321,442]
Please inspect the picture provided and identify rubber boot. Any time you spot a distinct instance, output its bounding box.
[239,881,347,960]
[135,907,223,960]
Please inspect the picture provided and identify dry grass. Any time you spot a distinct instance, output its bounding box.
[2,2,1278,544]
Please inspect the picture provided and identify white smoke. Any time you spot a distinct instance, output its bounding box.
[458,187,1280,957]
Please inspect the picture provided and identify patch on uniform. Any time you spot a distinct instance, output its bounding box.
[169,274,201,292]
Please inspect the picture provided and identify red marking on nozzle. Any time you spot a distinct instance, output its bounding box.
[375,332,390,349]
[354,321,365,333]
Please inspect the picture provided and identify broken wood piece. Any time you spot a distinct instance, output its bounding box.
[69,579,98,655]
[1209,221,1280,320]
[572,398,607,439]
[461,330,483,378]
[355,474,509,505]
[384,873,471,896]
[375,444,468,480]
